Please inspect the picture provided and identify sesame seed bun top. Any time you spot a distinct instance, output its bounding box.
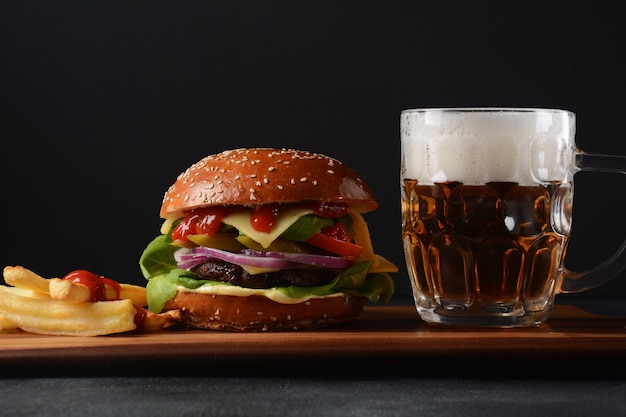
[160,148,379,219]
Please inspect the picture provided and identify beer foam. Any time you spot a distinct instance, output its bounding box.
[400,108,576,185]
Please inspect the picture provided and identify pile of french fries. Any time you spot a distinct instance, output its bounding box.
[0,266,180,336]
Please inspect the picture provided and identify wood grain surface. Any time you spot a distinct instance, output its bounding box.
[2,305,625,376]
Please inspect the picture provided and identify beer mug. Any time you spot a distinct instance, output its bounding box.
[400,108,626,327]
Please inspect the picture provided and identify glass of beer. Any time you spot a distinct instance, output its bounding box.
[400,108,626,327]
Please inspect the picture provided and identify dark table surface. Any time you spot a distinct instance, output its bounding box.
[2,297,625,417]
[2,375,625,417]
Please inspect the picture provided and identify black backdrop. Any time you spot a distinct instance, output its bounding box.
[2,1,625,301]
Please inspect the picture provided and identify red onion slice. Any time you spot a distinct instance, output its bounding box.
[174,246,354,271]
[240,249,354,268]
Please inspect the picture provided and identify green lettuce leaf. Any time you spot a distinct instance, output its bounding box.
[279,214,335,241]
[146,268,208,313]
[139,234,178,279]
[140,229,395,312]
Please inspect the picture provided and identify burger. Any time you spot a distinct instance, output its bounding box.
[139,148,397,331]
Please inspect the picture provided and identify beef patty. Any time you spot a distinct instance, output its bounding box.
[190,260,336,289]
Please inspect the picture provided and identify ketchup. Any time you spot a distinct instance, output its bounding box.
[133,306,148,329]
[171,207,229,242]
[62,270,106,302]
[62,270,122,302]
[250,202,348,233]
[250,204,280,233]
[173,202,349,240]
[101,277,121,300]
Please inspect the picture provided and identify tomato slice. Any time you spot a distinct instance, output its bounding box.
[307,233,363,258]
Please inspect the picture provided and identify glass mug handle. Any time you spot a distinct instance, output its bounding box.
[559,149,626,293]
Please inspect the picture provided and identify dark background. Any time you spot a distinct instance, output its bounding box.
[1,1,625,302]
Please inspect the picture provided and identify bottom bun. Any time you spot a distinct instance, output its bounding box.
[163,292,366,331]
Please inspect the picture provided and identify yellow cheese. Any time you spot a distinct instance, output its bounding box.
[179,285,346,304]
[349,212,377,265]
[349,212,398,273]
[222,207,313,248]
[369,254,399,273]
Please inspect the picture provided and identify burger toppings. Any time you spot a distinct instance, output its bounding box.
[139,148,397,324]
[171,207,228,243]
[175,247,356,271]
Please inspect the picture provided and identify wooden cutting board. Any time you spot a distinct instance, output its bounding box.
[2,305,625,376]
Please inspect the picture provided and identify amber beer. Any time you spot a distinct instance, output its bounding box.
[402,179,572,326]
[399,108,588,327]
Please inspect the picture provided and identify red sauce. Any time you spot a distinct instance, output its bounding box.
[172,207,230,242]
[101,277,121,300]
[249,202,348,233]
[250,204,280,233]
[173,202,349,239]
[133,306,147,329]
[63,270,106,302]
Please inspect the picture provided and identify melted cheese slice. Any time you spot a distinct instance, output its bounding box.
[349,212,398,273]
[179,285,346,304]
[162,207,398,275]
[222,207,314,248]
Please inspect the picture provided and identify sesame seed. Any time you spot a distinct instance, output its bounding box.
[327,170,334,174]
[290,178,296,184]
[268,166,276,171]
[300,177,307,182]
[277,185,284,190]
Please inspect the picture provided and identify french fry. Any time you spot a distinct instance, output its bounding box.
[0,286,137,336]
[3,266,50,294]
[0,285,51,300]
[118,284,147,307]
[143,309,181,331]
[0,265,178,335]
[49,278,92,303]
[0,312,18,331]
